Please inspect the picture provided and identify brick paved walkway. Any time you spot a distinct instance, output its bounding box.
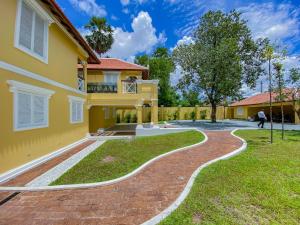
[0,131,243,225]
[0,140,95,203]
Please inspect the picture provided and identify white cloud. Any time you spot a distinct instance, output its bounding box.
[77,26,91,38]
[170,65,184,86]
[106,11,166,60]
[120,0,130,6]
[239,2,300,44]
[122,8,130,14]
[69,0,106,17]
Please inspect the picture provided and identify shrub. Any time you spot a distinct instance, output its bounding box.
[125,113,131,123]
[173,111,178,120]
[190,111,196,121]
[200,110,207,119]
[167,112,173,121]
[130,113,137,123]
[184,112,189,120]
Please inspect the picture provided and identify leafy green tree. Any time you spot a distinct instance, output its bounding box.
[135,47,176,106]
[173,10,267,122]
[178,90,202,107]
[85,17,114,56]
[288,68,300,122]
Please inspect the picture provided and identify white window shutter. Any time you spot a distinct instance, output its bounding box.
[33,13,45,57]
[76,102,81,121]
[19,1,33,50]
[33,95,46,125]
[17,92,32,128]
[72,102,77,122]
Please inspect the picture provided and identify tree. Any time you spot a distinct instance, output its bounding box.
[85,17,114,56]
[263,43,276,143]
[273,62,285,140]
[173,10,267,122]
[135,47,176,106]
[288,68,300,123]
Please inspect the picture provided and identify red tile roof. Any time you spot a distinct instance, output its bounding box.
[79,58,149,79]
[85,58,148,71]
[230,89,294,107]
[45,0,99,64]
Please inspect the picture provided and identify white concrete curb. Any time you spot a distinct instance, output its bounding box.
[141,128,247,225]
[0,137,89,184]
[0,129,207,191]
[26,141,105,187]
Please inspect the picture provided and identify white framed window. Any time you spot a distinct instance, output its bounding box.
[237,107,244,116]
[7,80,55,131]
[68,96,85,124]
[104,72,119,84]
[14,0,53,63]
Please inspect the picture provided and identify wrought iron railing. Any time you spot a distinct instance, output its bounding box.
[122,80,137,94]
[87,82,118,93]
[78,77,85,92]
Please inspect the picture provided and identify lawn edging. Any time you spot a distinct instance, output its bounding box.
[141,129,247,225]
[0,129,207,192]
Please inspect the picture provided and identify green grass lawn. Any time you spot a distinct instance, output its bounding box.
[51,130,204,185]
[160,130,300,225]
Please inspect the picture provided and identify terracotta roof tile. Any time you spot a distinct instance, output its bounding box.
[230,89,294,106]
[85,58,148,70]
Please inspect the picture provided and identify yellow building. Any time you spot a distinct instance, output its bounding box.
[229,91,300,124]
[0,0,159,175]
[0,0,100,174]
[81,58,159,134]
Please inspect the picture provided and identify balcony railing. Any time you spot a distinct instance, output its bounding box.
[87,82,118,93]
[122,80,137,94]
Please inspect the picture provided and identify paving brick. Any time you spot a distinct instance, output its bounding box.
[0,131,242,225]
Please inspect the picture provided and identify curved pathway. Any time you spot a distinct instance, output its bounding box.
[0,131,243,225]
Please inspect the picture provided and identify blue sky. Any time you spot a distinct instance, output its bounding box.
[57,0,300,93]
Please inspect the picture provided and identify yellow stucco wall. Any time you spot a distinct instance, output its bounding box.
[89,106,116,133]
[0,0,89,173]
[0,0,86,89]
[231,102,299,124]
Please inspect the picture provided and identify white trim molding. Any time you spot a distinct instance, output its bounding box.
[136,79,159,85]
[14,0,54,64]
[68,95,85,124]
[141,129,247,225]
[0,137,88,184]
[68,95,86,103]
[8,80,55,97]
[7,80,55,131]
[0,60,86,96]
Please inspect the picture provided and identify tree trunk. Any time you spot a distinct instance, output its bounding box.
[268,59,273,143]
[211,104,217,123]
[281,102,284,140]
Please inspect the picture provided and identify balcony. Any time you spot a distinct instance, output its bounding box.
[87,79,159,107]
[122,80,137,94]
[87,82,118,93]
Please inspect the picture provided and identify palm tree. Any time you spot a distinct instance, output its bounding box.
[84,17,114,56]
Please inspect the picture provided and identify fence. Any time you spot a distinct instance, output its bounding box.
[116,106,230,123]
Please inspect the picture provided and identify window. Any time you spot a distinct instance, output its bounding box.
[68,96,85,123]
[15,0,53,63]
[237,107,244,116]
[104,72,119,84]
[7,80,55,131]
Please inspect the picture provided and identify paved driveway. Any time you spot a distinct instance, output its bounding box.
[169,120,300,131]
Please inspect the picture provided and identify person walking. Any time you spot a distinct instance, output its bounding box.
[257,110,267,128]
